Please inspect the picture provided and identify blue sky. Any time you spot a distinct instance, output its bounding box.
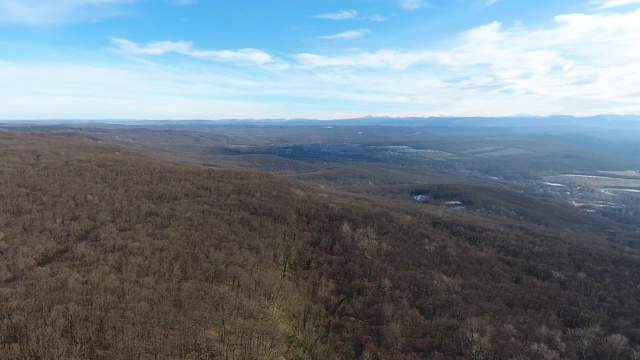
[1,0,639,120]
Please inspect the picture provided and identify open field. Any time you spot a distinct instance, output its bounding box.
[544,174,640,189]
[598,170,640,179]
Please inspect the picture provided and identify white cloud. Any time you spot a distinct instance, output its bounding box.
[294,8,640,115]
[318,29,370,40]
[112,38,276,65]
[313,9,357,20]
[171,0,196,5]
[399,0,426,11]
[0,0,135,25]
[296,50,445,70]
[595,0,640,8]
[0,60,282,119]
[2,7,640,119]
[299,10,640,72]
[362,15,389,22]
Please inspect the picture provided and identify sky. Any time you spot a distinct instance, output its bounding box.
[1,0,640,120]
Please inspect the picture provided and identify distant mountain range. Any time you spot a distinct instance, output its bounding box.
[2,114,640,129]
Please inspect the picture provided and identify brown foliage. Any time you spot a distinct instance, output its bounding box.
[0,132,639,359]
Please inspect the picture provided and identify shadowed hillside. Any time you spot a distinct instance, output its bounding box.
[1,132,640,359]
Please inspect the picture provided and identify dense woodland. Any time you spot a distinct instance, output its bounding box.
[1,131,640,359]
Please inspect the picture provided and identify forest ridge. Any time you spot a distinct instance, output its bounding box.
[0,129,639,359]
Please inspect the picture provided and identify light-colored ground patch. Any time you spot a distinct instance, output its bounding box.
[414,150,457,159]
[598,170,640,179]
[463,147,530,157]
[600,188,640,195]
[476,148,530,157]
[378,146,456,159]
[569,200,624,208]
[545,174,640,188]
[463,146,502,154]
[542,182,567,187]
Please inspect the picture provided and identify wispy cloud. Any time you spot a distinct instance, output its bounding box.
[3,6,640,119]
[296,8,640,115]
[594,0,640,8]
[295,50,444,70]
[362,15,389,22]
[399,0,426,11]
[318,29,370,40]
[0,60,277,119]
[171,0,196,5]
[112,38,276,65]
[0,0,135,25]
[313,9,357,20]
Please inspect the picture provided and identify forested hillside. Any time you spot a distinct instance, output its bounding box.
[1,132,640,359]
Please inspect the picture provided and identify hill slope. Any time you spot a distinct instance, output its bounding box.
[0,132,639,359]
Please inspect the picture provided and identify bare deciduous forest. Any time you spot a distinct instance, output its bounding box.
[1,130,640,359]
